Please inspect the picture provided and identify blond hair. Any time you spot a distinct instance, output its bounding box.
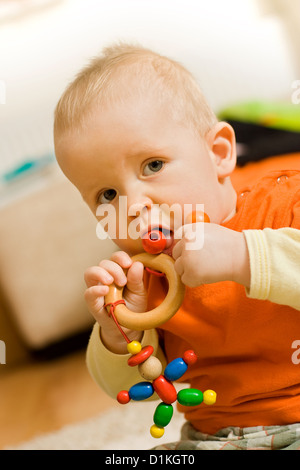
[54,43,217,138]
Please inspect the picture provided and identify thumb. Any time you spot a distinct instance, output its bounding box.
[125,261,146,296]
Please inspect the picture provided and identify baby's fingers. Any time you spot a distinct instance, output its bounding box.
[99,259,129,287]
[172,238,183,260]
[84,284,109,316]
[84,266,114,288]
[126,261,146,295]
[110,250,133,269]
[174,257,184,277]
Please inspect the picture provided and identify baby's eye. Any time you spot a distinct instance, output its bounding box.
[143,160,164,176]
[98,189,117,204]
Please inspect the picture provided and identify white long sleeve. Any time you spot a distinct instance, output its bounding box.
[244,228,300,311]
[86,323,167,397]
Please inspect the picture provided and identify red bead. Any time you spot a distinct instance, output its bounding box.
[117,390,130,404]
[127,345,154,367]
[182,350,197,366]
[142,229,167,254]
[152,375,178,404]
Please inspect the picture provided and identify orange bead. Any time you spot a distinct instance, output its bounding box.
[186,211,210,224]
[152,375,178,404]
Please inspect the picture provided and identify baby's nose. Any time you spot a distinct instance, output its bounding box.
[128,201,151,218]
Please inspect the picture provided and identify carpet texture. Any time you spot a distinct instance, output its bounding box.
[6,401,185,450]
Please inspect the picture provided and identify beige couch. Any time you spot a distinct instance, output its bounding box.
[0,166,116,363]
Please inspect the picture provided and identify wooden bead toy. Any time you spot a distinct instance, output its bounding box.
[103,219,216,438]
[104,252,185,330]
[116,346,216,438]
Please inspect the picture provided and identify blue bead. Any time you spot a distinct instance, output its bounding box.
[129,381,154,401]
[164,358,188,381]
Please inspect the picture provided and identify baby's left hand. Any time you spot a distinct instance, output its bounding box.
[172,223,250,288]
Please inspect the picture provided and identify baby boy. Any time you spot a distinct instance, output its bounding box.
[54,43,300,448]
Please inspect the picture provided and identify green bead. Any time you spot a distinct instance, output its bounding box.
[177,388,203,406]
[153,403,174,427]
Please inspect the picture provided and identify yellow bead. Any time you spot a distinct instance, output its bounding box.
[127,340,142,355]
[150,424,165,438]
[203,389,217,405]
[138,356,162,380]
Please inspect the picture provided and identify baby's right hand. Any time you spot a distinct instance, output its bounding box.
[84,251,147,354]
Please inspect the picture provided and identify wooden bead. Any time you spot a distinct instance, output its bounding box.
[203,389,217,405]
[182,350,197,366]
[164,358,188,381]
[153,403,173,427]
[127,345,154,367]
[138,356,162,380]
[127,340,142,355]
[150,424,165,438]
[128,381,154,401]
[185,211,210,224]
[117,390,130,404]
[152,375,178,404]
[177,388,203,406]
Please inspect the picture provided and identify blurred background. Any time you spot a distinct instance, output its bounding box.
[0,0,299,449]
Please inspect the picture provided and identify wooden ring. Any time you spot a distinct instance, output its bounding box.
[104,253,185,330]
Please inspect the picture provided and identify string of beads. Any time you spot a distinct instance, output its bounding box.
[104,298,216,439]
[104,214,216,438]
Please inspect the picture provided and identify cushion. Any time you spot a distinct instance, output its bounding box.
[0,167,117,349]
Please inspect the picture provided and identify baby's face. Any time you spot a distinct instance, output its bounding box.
[56,97,233,255]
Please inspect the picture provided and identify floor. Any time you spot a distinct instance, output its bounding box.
[0,348,116,449]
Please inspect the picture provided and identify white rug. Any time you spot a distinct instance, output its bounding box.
[6,401,185,450]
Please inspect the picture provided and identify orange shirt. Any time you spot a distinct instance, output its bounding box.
[147,170,300,434]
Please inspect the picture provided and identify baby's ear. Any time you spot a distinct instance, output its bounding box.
[205,122,236,178]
